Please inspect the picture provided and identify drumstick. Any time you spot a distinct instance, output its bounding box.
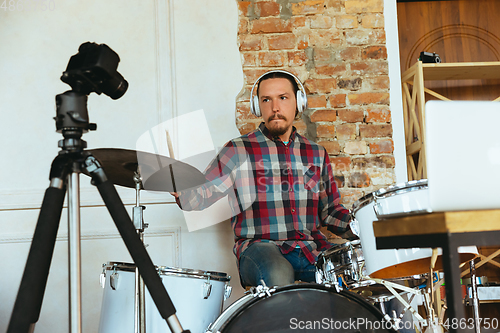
[165,130,177,194]
[165,130,175,159]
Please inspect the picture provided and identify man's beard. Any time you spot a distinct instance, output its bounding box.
[267,114,290,138]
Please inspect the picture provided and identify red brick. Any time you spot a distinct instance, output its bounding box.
[311,15,334,29]
[336,124,357,140]
[251,18,293,34]
[315,63,347,75]
[345,30,386,45]
[336,15,358,29]
[310,109,337,122]
[359,124,393,138]
[331,157,351,172]
[339,188,365,206]
[317,124,335,138]
[288,51,307,66]
[362,46,387,60]
[238,1,252,16]
[255,1,280,17]
[238,122,257,135]
[241,53,256,67]
[314,48,332,62]
[318,140,341,155]
[334,175,345,188]
[337,77,362,91]
[304,78,337,94]
[348,172,371,188]
[337,109,364,123]
[362,13,385,28]
[244,69,270,83]
[364,76,390,90]
[325,0,344,12]
[291,1,325,15]
[297,34,309,49]
[366,106,391,123]
[239,17,249,34]
[236,102,255,120]
[351,61,388,75]
[310,30,343,47]
[329,94,347,108]
[345,0,384,14]
[348,92,389,105]
[291,16,307,28]
[258,52,286,67]
[370,139,394,154]
[340,47,361,61]
[293,120,308,135]
[353,156,395,168]
[268,34,296,50]
[236,86,251,103]
[308,95,328,108]
[239,35,264,51]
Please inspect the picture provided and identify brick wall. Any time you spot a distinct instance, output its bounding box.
[235,0,396,208]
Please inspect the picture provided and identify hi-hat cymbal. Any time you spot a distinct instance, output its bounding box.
[85,148,207,192]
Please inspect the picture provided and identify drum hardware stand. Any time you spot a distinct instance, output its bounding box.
[7,43,190,333]
[467,259,481,333]
[133,172,147,333]
[370,278,427,327]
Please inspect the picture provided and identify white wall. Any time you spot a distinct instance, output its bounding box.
[0,1,244,332]
[384,0,407,183]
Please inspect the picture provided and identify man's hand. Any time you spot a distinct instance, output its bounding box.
[170,192,179,199]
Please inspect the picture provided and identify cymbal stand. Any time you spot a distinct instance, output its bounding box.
[468,259,481,333]
[133,172,147,333]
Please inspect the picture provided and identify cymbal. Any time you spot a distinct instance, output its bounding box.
[86,148,207,192]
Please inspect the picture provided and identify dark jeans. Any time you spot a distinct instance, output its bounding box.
[238,242,316,288]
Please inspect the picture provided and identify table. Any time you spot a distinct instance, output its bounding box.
[373,209,500,333]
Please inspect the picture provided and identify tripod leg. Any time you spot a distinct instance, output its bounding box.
[85,155,189,333]
[8,181,67,333]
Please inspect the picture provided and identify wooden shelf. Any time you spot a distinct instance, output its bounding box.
[421,62,500,81]
[401,61,500,181]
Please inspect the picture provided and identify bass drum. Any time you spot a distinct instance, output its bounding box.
[206,284,395,333]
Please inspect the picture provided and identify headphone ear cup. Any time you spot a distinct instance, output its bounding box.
[296,90,307,113]
[251,95,261,117]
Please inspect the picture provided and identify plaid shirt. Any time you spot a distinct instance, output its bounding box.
[177,122,354,264]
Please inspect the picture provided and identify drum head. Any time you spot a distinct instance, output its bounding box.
[218,284,394,332]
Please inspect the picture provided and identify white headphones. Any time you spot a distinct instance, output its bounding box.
[249,70,308,117]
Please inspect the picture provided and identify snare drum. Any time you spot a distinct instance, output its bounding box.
[206,283,395,332]
[353,180,478,279]
[99,262,231,333]
[316,240,374,289]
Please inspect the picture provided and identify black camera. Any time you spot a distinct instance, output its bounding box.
[61,42,128,99]
[419,51,441,64]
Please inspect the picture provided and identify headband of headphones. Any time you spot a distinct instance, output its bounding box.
[249,70,308,117]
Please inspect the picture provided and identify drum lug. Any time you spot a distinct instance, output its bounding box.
[100,263,106,288]
[249,282,275,298]
[110,266,120,290]
[203,275,212,299]
[224,280,232,300]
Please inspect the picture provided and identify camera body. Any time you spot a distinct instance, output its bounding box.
[419,51,442,64]
[61,42,128,99]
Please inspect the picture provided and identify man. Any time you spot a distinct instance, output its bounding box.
[173,70,356,287]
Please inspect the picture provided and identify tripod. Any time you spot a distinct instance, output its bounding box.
[7,131,190,333]
[7,42,191,333]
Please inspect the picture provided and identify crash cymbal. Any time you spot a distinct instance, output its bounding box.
[86,148,207,192]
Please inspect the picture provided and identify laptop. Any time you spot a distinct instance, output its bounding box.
[425,100,500,212]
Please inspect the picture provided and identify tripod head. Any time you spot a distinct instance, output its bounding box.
[54,42,128,152]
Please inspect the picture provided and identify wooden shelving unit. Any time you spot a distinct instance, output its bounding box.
[401,61,500,181]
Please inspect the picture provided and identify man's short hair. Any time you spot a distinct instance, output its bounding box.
[256,71,299,98]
